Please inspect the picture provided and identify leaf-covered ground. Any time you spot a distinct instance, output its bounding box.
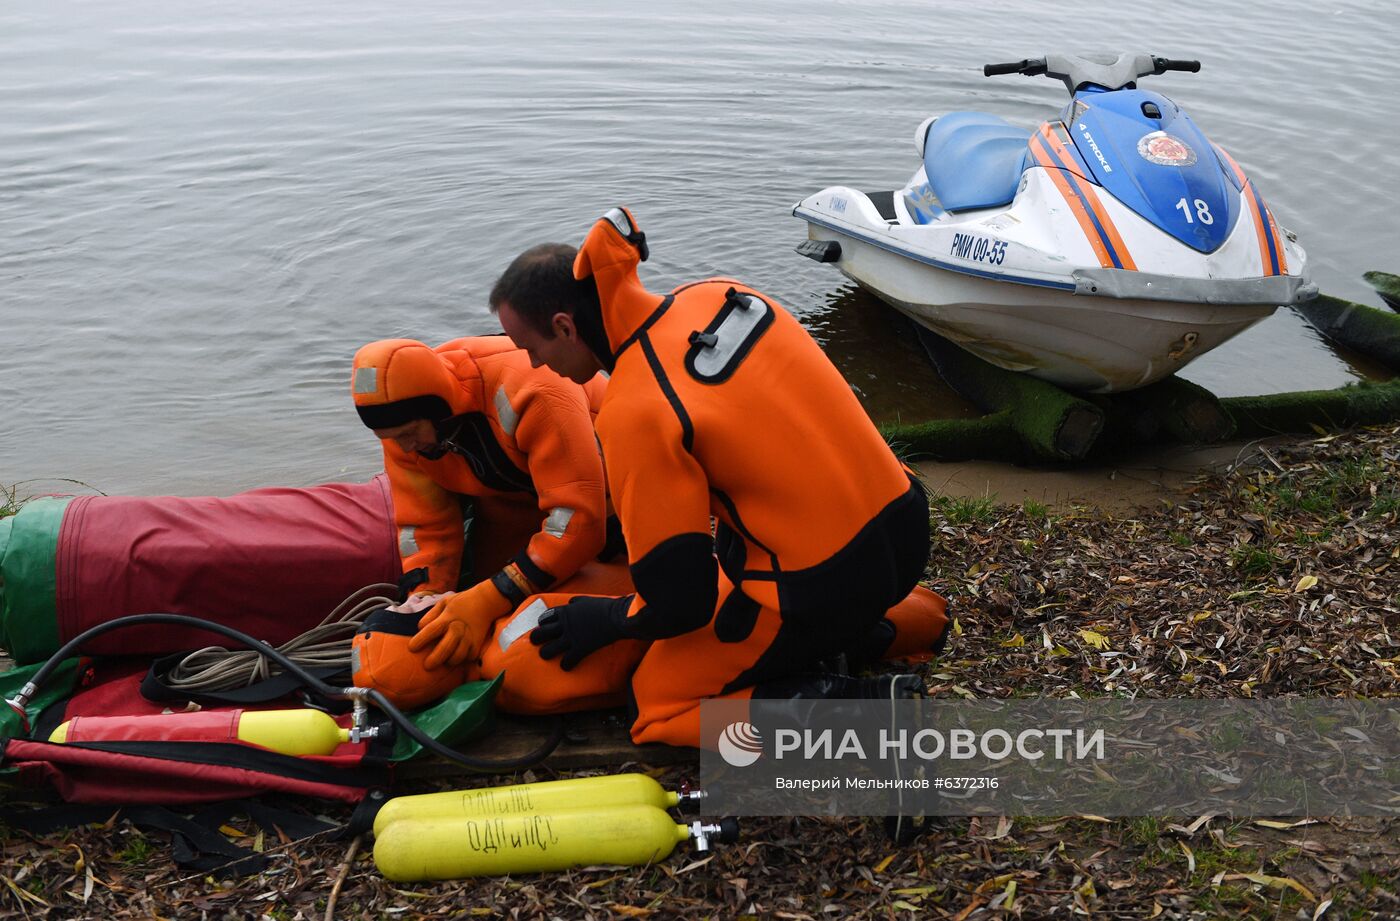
[2,428,1398,920]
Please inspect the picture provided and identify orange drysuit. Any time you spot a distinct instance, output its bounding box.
[350,336,640,709]
[558,209,947,747]
[353,336,610,600]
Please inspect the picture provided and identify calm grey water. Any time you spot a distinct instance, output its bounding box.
[3,0,1397,495]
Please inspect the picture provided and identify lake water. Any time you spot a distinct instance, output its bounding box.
[3,0,1397,495]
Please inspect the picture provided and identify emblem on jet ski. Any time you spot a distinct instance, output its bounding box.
[1137,130,1197,167]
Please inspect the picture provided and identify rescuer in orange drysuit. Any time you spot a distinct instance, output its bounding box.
[490,210,950,748]
[349,336,642,711]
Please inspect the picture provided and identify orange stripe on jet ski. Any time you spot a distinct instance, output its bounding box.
[1256,194,1287,275]
[1041,126,1137,272]
[1027,132,1055,170]
[1245,188,1287,276]
[1081,188,1138,272]
[1217,146,1249,186]
[1031,136,1114,269]
[1216,146,1285,277]
[1043,124,1091,179]
[1248,188,1282,270]
[1036,126,1137,271]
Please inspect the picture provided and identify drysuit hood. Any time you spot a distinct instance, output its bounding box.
[572,207,665,361]
[351,339,471,430]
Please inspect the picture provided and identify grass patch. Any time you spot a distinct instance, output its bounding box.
[1021,498,1052,524]
[1358,869,1390,890]
[1263,455,1388,522]
[1186,843,1261,885]
[885,438,917,464]
[1,484,21,519]
[1368,491,1400,518]
[1320,456,1384,492]
[1228,544,1284,578]
[1125,816,1162,847]
[1270,484,1340,517]
[932,494,998,526]
[116,832,156,865]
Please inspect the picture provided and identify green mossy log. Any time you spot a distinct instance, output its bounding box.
[882,296,1400,466]
[1114,374,1236,445]
[879,412,1028,463]
[1363,270,1400,312]
[1292,294,1400,370]
[1222,379,1400,439]
[914,327,1103,461]
[884,381,1400,465]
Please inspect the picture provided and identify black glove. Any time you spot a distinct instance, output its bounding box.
[530,595,632,671]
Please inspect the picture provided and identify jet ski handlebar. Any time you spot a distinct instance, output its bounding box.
[983,59,1047,77]
[1151,57,1201,74]
[984,54,1201,87]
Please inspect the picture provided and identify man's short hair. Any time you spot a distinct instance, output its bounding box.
[488,243,599,337]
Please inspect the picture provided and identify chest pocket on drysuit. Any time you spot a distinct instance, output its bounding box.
[684,288,775,384]
[434,413,535,494]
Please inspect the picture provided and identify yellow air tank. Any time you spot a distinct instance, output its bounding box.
[48,708,351,757]
[374,804,739,881]
[372,773,704,837]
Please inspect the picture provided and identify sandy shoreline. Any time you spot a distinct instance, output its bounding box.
[916,439,1290,515]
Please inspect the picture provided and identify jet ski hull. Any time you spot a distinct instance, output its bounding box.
[802,218,1276,393]
[795,168,1310,393]
[795,60,1317,394]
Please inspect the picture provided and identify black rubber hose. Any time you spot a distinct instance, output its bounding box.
[19,613,565,772]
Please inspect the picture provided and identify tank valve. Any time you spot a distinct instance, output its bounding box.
[4,682,37,734]
[690,817,741,852]
[345,686,377,743]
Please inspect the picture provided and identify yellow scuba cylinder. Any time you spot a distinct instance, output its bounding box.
[372,773,704,837]
[48,708,352,757]
[374,804,739,882]
[236,710,352,755]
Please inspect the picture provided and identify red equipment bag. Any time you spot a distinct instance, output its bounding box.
[3,661,389,807]
[0,477,402,664]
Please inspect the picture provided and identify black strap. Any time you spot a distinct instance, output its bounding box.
[398,567,430,599]
[348,788,391,836]
[197,798,342,844]
[0,802,338,878]
[141,652,349,707]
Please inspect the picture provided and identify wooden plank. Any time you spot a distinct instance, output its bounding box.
[399,710,697,779]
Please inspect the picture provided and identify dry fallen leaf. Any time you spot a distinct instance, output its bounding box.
[1222,872,1317,902]
[1078,629,1111,650]
[1178,840,1195,874]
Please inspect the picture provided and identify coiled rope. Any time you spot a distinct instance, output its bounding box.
[160,582,399,693]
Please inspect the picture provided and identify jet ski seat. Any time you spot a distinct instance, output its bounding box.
[922,112,1031,213]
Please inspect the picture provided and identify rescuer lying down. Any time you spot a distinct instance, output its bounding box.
[348,336,644,714]
[485,208,952,749]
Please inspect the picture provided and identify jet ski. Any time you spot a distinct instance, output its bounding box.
[793,53,1316,393]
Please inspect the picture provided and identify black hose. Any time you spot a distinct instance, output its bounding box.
[21,613,566,772]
